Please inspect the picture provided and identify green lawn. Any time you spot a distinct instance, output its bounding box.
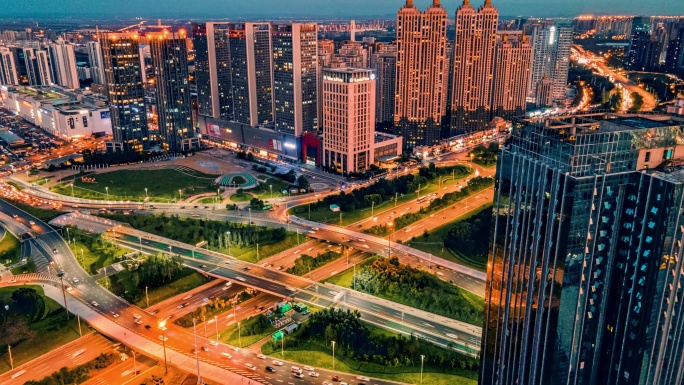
[261,337,477,385]
[213,233,303,264]
[290,171,472,226]
[219,315,274,348]
[68,234,130,275]
[254,178,292,200]
[135,272,212,308]
[323,256,379,287]
[107,268,211,306]
[198,196,221,204]
[0,230,21,266]
[230,193,252,202]
[50,169,219,202]
[7,181,25,190]
[11,259,36,275]
[404,205,491,272]
[0,286,83,374]
[29,176,54,185]
[0,198,63,220]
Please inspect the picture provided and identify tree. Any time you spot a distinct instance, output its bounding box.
[250,198,265,209]
[297,175,310,191]
[324,324,335,346]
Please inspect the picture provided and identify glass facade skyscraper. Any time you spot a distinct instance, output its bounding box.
[481,113,684,385]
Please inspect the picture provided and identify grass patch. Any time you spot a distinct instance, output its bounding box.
[230,193,252,202]
[405,205,491,272]
[0,230,21,266]
[290,174,469,226]
[135,272,212,308]
[286,251,341,276]
[67,231,130,275]
[7,181,25,190]
[220,314,273,348]
[0,197,64,220]
[11,259,36,275]
[50,169,218,202]
[29,176,54,185]
[261,319,478,385]
[323,256,379,287]
[253,178,292,200]
[0,286,82,374]
[214,233,303,264]
[197,196,221,204]
[231,175,247,185]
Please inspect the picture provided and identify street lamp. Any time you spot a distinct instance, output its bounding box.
[420,354,425,384]
[387,222,393,258]
[145,188,148,199]
[331,341,336,370]
[56,272,70,320]
[158,320,168,374]
[105,186,109,200]
[270,184,273,199]
[238,321,242,348]
[226,231,231,255]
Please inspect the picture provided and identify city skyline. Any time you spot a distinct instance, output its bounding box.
[4,0,683,19]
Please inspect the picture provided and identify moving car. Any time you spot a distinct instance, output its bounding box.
[257,353,267,359]
[272,360,283,366]
[309,372,319,377]
[221,352,233,359]
[265,366,276,373]
[91,301,99,307]
[245,363,257,370]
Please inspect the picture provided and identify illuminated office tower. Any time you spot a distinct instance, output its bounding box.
[100,32,148,151]
[394,0,448,148]
[322,68,375,174]
[528,22,573,105]
[491,31,531,120]
[371,43,396,129]
[148,30,195,152]
[271,23,318,136]
[192,22,232,119]
[449,0,498,136]
[481,114,684,385]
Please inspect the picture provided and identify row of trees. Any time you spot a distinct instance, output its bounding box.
[0,288,44,347]
[286,251,341,276]
[355,257,483,325]
[175,291,252,327]
[68,226,128,274]
[445,207,492,261]
[270,308,478,369]
[418,163,470,180]
[469,144,499,167]
[105,214,287,250]
[25,353,118,385]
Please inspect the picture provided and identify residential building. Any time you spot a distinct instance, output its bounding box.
[632,34,664,71]
[0,46,19,85]
[337,40,369,68]
[629,16,652,67]
[492,31,531,120]
[86,41,106,84]
[528,22,573,105]
[23,48,52,86]
[449,0,499,135]
[321,68,375,174]
[271,23,318,136]
[192,22,231,119]
[48,38,79,89]
[371,43,396,129]
[100,32,149,151]
[394,0,448,149]
[481,112,684,385]
[149,30,195,152]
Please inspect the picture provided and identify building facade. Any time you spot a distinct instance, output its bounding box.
[192,22,233,120]
[0,47,18,85]
[394,0,448,149]
[481,113,684,385]
[528,22,573,105]
[86,41,106,85]
[371,43,396,130]
[492,31,531,120]
[22,48,52,86]
[321,68,376,174]
[100,32,149,151]
[449,0,499,135]
[271,23,318,137]
[149,30,195,152]
[48,38,79,89]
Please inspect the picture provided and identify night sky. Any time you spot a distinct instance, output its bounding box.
[7,0,682,18]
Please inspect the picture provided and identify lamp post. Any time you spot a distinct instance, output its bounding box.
[238,321,242,348]
[145,188,148,199]
[56,272,69,320]
[105,186,109,200]
[226,231,231,255]
[387,222,393,258]
[420,354,425,384]
[179,189,182,201]
[145,286,149,308]
[270,184,273,199]
[70,183,74,197]
[158,320,168,374]
[331,341,336,370]
[192,318,202,384]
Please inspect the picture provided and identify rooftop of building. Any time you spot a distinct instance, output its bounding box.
[374,132,401,143]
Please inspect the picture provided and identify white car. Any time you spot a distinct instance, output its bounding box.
[158,335,168,342]
[303,366,314,371]
[72,277,79,283]
[91,301,99,307]
[133,314,142,319]
[111,312,119,318]
[210,340,219,346]
[257,353,266,359]
[308,372,319,377]
[357,376,371,381]
[272,360,283,366]
[245,363,257,371]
